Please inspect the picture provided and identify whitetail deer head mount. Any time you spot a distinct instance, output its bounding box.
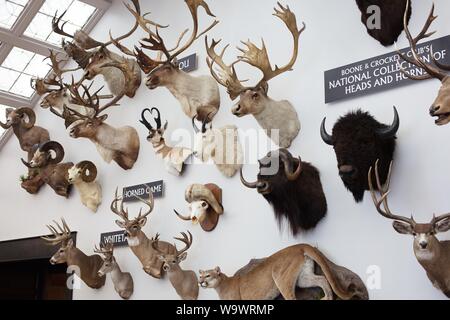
[369,160,450,298]
[174,184,223,232]
[41,218,106,289]
[397,0,450,126]
[205,2,303,148]
[94,242,134,299]
[139,107,193,176]
[51,0,142,97]
[192,117,243,177]
[114,0,220,123]
[153,231,199,300]
[68,161,102,212]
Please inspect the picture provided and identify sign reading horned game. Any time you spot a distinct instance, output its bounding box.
[122,181,164,202]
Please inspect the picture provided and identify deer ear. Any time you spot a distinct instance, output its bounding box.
[392,221,414,235]
[435,218,450,233]
[214,266,221,274]
[67,238,74,247]
[115,220,126,228]
[163,121,168,130]
[139,217,147,227]
[99,114,108,122]
[178,252,187,262]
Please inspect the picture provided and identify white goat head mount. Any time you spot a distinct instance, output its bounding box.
[68,161,102,212]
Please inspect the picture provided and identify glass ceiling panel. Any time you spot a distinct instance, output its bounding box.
[0,47,51,98]
[0,0,29,30]
[24,0,96,46]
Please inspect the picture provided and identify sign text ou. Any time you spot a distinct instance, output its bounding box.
[324,35,450,103]
[100,231,128,247]
[178,54,197,73]
[122,180,164,203]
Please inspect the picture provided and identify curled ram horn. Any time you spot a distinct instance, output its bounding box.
[16,108,37,129]
[39,141,65,164]
[77,161,97,183]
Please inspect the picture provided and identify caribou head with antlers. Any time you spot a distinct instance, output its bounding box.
[114,0,220,122]
[397,0,450,126]
[369,160,450,298]
[205,2,303,148]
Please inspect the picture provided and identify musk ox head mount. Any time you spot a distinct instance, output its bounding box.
[356,0,411,46]
[321,107,399,203]
[240,149,327,235]
[174,184,223,232]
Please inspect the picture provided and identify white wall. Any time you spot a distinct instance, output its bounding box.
[1,0,450,300]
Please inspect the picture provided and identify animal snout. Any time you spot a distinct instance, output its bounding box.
[232,105,242,116]
[49,258,56,265]
[419,241,428,249]
[163,264,170,272]
[146,77,159,89]
[430,105,441,116]
[339,165,357,178]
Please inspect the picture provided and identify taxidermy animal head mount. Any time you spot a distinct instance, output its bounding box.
[396,0,450,126]
[174,184,223,232]
[51,0,142,97]
[321,107,399,202]
[356,0,411,46]
[41,218,106,289]
[199,244,368,300]
[240,148,327,235]
[205,2,303,148]
[94,241,134,299]
[369,160,450,298]
[192,116,243,177]
[68,161,102,212]
[113,0,220,122]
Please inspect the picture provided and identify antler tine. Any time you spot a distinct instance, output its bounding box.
[41,219,72,245]
[52,10,74,38]
[133,185,154,220]
[110,187,129,222]
[368,160,415,226]
[398,0,447,81]
[174,231,193,255]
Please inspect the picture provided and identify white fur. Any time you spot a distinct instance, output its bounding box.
[67,166,102,213]
[126,236,140,247]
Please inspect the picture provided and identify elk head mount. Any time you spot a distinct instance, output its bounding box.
[114,0,220,123]
[94,242,134,299]
[369,160,450,298]
[199,243,368,300]
[192,116,243,178]
[51,0,142,97]
[356,0,412,46]
[140,107,193,176]
[153,231,199,300]
[205,2,303,148]
[21,141,73,198]
[321,107,399,203]
[41,219,106,289]
[174,184,223,232]
[397,0,450,126]
[241,148,327,235]
[68,161,102,212]
[111,188,176,279]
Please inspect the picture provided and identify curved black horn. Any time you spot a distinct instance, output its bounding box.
[21,158,33,168]
[139,108,154,131]
[320,118,333,145]
[151,107,162,129]
[376,107,400,139]
[192,116,200,134]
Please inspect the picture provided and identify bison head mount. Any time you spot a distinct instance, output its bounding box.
[240,149,327,235]
[321,107,399,202]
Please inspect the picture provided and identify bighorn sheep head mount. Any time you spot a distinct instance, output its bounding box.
[321,107,399,203]
[192,116,243,178]
[356,0,411,46]
[240,148,327,235]
[174,184,223,232]
[205,2,303,148]
[140,107,193,176]
[114,0,220,123]
[21,141,73,198]
[41,218,106,289]
[68,161,102,212]
[50,0,142,97]
[369,160,450,298]
[94,241,134,299]
[396,0,450,126]
[199,244,369,300]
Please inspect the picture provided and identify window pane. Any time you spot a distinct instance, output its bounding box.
[0,67,20,91]
[23,54,52,78]
[0,1,29,30]
[2,47,34,72]
[10,73,34,97]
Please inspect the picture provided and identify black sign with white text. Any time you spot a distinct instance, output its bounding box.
[122,180,164,203]
[178,53,197,73]
[324,35,450,103]
[100,231,128,247]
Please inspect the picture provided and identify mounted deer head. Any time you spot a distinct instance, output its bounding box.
[368,160,450,298]
[174,184,223,232]
[41,218,106,289]
[205,2,304,148]
[94,241,134,299]
[397,0,450,125]
[115,0,220,122]
[51,0,142,97]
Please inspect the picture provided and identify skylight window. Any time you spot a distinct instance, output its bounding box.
[24,0,96,46]
[0,0,30,30]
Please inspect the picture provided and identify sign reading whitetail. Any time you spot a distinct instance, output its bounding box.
[324,35,450,103]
